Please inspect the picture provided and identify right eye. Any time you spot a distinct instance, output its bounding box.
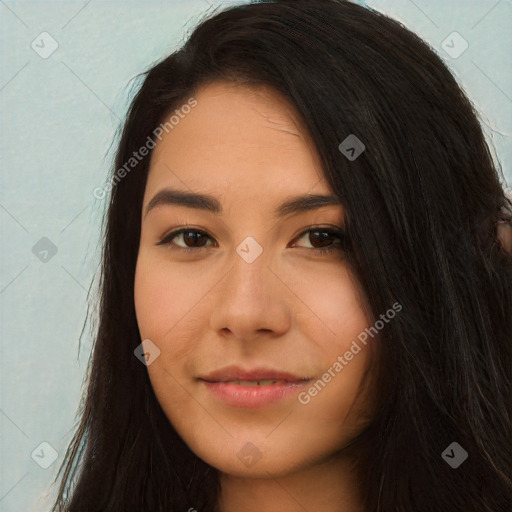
[156,228,217,253]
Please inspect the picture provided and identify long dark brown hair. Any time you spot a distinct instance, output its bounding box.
[51,1,512,510]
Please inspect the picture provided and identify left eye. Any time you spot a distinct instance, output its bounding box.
[157,227,347,255]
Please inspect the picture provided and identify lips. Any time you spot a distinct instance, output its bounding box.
[198,365,310,384]
[198,366,312,408]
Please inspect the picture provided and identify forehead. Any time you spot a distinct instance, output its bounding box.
[145,81,327,199]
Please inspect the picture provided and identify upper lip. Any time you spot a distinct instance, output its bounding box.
[199,366,310,383]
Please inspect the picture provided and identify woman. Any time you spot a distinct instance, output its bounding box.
[51,0,512,510]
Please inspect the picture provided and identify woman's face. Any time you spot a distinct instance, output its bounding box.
[134,81,377,478]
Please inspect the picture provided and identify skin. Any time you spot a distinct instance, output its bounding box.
[134,81,378,512]
[497,221,512,254]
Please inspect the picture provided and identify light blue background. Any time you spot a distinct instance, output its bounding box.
[1,1,511,510]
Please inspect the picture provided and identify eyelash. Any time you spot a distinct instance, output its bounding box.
[156,226,347,255]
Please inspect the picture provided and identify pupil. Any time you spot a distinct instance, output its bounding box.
[185,231,206,247]
[310,230,332,248]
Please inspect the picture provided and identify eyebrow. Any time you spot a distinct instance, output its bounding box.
[144,188,342,219]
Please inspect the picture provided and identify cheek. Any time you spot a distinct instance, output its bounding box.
[287,264,376,418]
[134,254,198,411]
[134,249,216,388]
[281,260,370,346]
[134,250,206,341]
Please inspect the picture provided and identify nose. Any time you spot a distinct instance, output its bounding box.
[209,245,292,343]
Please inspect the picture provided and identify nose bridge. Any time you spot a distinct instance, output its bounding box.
[226,240,274,310]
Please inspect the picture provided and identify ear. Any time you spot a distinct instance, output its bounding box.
[496,221,512,255]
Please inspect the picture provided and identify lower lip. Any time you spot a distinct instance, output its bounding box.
[201,380,311,408]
